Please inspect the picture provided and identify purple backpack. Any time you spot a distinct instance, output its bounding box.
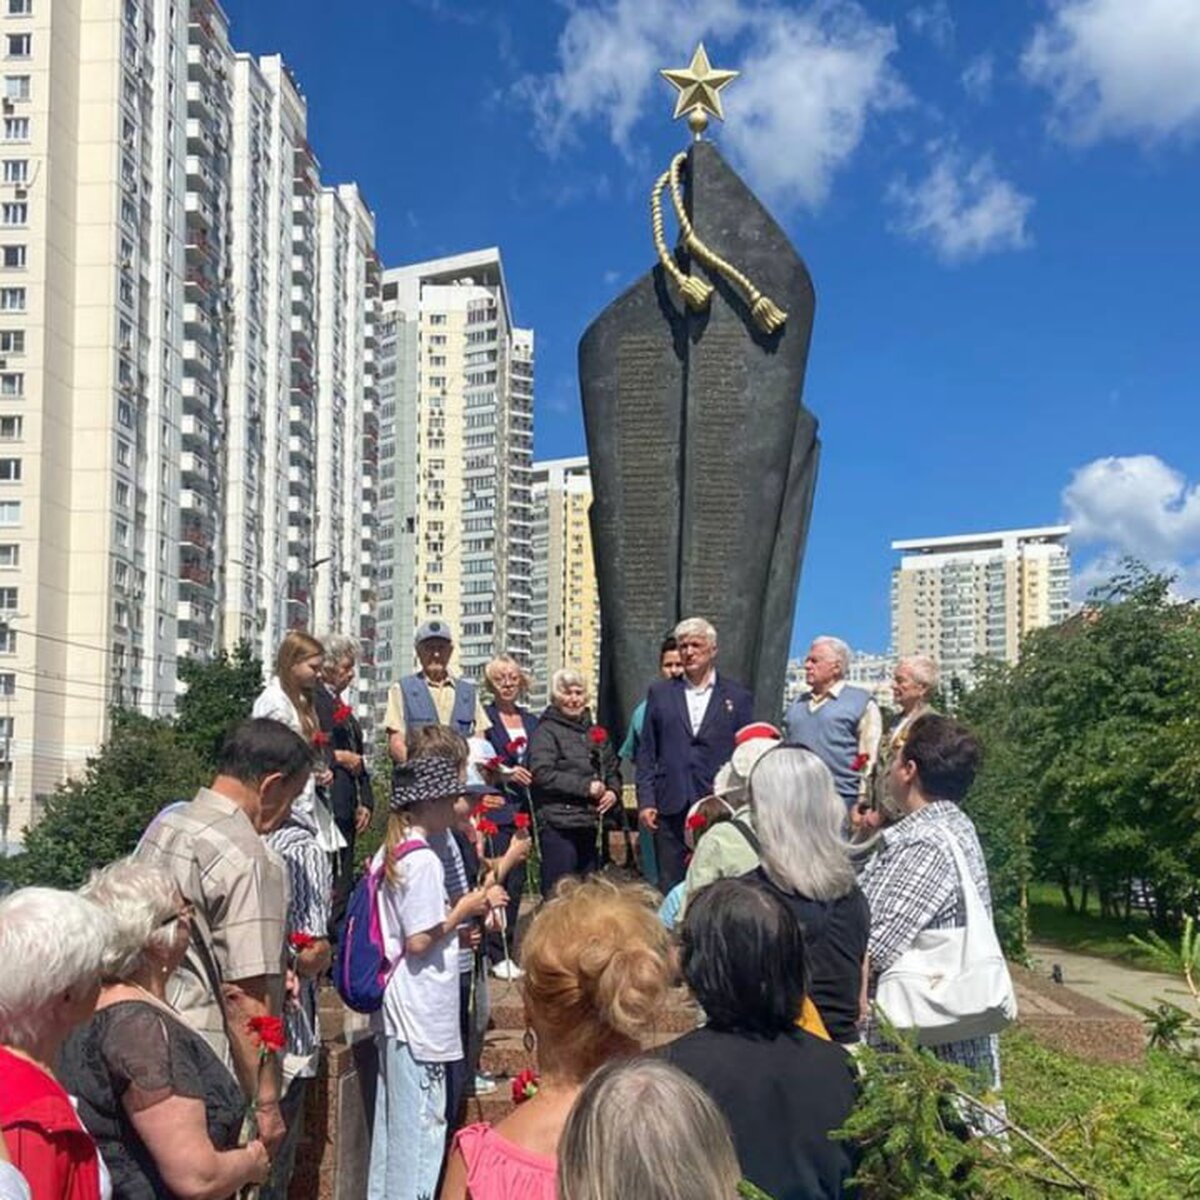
[335,839,429,1013]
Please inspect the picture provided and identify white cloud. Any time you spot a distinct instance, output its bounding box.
[1022,0,1200,143]
[887,150,1033,262]
[906,2,955,50]
[960,53,994,102]
[518,0,904,210]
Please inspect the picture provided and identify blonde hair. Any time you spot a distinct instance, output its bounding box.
[484,654,533,700]
[519,876,670,1080]
[274,630,324,738]
[557,1058,742,1200]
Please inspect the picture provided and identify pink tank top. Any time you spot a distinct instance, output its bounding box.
[454,1122,558,1200]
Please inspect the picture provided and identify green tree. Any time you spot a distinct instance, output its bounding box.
[174,641,263,772]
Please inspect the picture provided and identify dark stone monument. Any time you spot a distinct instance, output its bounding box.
[580,138,819,736]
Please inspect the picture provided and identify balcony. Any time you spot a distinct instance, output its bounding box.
[291,196,313,223]
[185,191,215,231]
[179,519,212,550]
[180,561,214,589]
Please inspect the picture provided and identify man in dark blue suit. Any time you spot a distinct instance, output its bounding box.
[636,617,755,893]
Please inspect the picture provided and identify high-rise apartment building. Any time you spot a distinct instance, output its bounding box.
[0,0,377,844]
[530,457,600,708]
[891,525,1072,685]
[374,249,533,702]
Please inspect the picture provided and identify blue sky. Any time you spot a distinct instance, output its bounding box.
[224,0,1200,656]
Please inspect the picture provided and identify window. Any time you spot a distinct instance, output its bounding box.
[2,245,24,268]
[0,459,16,482]
[1,203,26,226]
[115,480,130,507]
[0,586,15,608]
[7,1,33,16]
[0,500,19,525]
[116,438,130,467]
[2,118,28,141]
[3,76,30,101]
[114,519,129,547]
[0,289,24,311]
[0,544,16,567]
[0,628,12,654]
[0,373,22,395]
[0,331,22,354]
[5,34,30,58]
[2,161,27,184]
[0,417,19,439]
[0,673,13,697]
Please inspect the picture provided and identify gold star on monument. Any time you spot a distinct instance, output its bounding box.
[660,42,739,139]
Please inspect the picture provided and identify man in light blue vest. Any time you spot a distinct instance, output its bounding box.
[384,619,488,764]
[783,635,882,809]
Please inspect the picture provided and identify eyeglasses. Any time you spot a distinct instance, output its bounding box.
[158,901,195,928]
[853,802,874,817]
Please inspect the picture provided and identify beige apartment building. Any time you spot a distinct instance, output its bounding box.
[0,0,377,845]
[374,249,534,704]
[891,525,1072,686]
[530,456,600,707]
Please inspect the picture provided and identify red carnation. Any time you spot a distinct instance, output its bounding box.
[312,731,331,749]
[505,737,527,757]
[477,817,500,838]
[289,932,317,952]
[850,752,870,773]
[482,755,503,772]
[685,812,707,833]
[332,702,353,725]
[589,726,608,746]
[471,801,488,821]
[514,812,531,831]
[247,1015,286,1054]
[512,1069,540,1105]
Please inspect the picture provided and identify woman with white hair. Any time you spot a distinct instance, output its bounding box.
[556,1058,743,1200]
[57,859,270,1200]
[0,887,112,1200]
[743,747,870,1045]
[528,669,622,897]
[869,656,940,825]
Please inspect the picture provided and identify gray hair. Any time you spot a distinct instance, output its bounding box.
[80,857,181,982]
[321,633,360,668]
[551,668,588,700]
[748,747,857,901]
[557,1057,742,1200]
[897,654,939,693]
[811,635,851,675]
[673,617,717,648]
[0,887,113,1050]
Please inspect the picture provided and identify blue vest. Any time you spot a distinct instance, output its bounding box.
[784,686,871,801]
[399,674,477,735]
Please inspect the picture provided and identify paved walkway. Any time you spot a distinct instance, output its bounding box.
[1027,940,1192,1015]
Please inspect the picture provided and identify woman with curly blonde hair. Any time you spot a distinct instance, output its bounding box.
[439,877,672,1200]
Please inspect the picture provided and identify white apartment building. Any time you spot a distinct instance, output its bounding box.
[530,457,600,708]
[0,0,377,844]
[374,249,534,704]
[891,525,1072,685]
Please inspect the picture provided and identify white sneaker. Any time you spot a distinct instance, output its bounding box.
[490,959,524,981]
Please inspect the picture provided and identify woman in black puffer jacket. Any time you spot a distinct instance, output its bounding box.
[529,669,622,897]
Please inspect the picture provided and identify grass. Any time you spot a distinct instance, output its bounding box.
[1026,880,1162,971]
[1000,1028,1200,1198]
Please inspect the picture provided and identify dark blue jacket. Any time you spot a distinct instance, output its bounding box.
[636,674,754,816]
[480,703,540,825]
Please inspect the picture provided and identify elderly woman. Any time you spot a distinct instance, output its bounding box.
[441,877,672,1200]
[742,746,870,1045]
[557,1059,743,1200]
[58,859,270,1200]
[665,879,858,1200]
[0,887,112,1200]
[480,655,539,978]
[528,669,621,898]
[319,632,375,886]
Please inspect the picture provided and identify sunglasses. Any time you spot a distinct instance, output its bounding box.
[158,901,195,928]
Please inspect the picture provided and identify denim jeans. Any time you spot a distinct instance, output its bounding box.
[367,1035,447,1200]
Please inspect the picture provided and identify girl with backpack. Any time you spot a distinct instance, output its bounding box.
[365,755,502,1200]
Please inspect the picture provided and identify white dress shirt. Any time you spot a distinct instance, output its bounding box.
[684,672,716,735]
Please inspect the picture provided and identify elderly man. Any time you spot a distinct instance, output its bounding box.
[783,636,881,810]
[384,619,488,764]
[636,617,754,893]
[136,717,313,1156]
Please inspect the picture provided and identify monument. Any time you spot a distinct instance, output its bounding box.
[580,45,821,734]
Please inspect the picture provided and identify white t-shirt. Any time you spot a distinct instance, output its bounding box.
[0,1162,31,1200]
[372,834,462,1063]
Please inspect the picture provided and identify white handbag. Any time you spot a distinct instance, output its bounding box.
[875,832,1017,1046]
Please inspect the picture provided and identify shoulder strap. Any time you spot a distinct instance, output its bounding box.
[730,817,761,856]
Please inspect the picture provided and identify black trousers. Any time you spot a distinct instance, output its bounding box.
[539,823,603,899]
[485,823,527,965]
[653,809,689,894]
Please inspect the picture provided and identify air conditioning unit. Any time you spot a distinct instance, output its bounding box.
[1,100,12,114]
[14,188,26,200]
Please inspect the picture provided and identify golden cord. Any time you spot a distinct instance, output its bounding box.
[650,151,788,335]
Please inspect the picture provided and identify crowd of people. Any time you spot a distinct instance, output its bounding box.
[0,615,1012,1200]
